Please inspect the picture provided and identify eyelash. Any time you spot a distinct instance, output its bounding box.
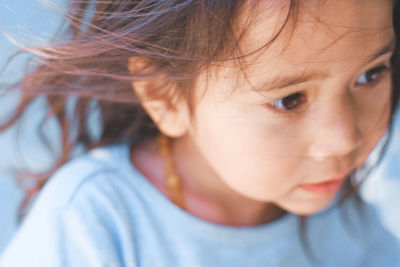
[355,64,391,87]
[267,92,307,116]
[266,63,391,116]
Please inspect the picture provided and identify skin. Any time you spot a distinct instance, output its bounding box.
[131,0,395,226]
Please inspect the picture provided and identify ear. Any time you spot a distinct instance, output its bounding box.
[128,57,190,138]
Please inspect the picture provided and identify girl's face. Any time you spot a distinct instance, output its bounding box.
[175,0,395,215]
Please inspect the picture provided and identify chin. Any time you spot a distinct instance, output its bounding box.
[280,198,335,216]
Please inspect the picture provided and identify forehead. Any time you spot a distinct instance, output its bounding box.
[235,0,394,73]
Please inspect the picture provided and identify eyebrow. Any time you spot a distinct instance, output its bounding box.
[254,39,396,92]
[254,72,328,92]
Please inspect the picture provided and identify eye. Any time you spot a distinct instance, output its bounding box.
[268,92,307,111]
[356,65,390,86]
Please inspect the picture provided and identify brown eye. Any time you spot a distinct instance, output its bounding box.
[356,65,390,85]
[269,92,306,111]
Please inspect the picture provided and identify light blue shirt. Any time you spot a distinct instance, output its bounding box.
[0,144,399,267]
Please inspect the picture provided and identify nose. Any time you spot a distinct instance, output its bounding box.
[308,93,362,162]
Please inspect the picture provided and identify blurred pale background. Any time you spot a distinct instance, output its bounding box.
[0,0,65,251]
[0,0,399,254]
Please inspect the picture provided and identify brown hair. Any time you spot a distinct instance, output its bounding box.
[1,0,298,205]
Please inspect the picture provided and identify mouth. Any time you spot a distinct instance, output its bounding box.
[299,177,347,194]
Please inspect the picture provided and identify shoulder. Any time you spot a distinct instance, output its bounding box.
[31,143,136,211]
[22,143,155,233]
[0,144,141,266]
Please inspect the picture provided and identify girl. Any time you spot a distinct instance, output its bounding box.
[0,0,400,266]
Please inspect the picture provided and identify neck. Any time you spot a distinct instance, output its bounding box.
[131,136,286,227]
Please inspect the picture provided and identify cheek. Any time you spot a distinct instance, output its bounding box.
[191,100,304,200]
[359,81,391,139]
[351,80,392,167]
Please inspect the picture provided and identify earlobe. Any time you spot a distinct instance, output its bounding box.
[128,57,190,138]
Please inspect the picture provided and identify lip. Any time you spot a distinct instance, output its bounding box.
[299,177,346,194]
